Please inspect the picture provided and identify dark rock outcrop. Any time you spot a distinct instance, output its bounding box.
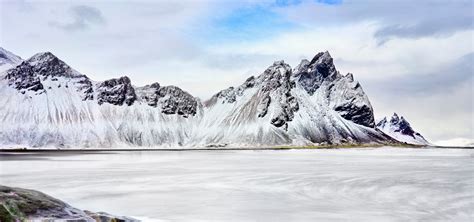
[0,185,137,222]
[27,52,79,78]
[136,83,198,117]
[97,76,137,106]
[156,86,198,117]
[293,51,338,95]
[3,52,95,100]
[4,62,44,92]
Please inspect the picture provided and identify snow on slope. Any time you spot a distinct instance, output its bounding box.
[0,52,200,148]
[0,47,23,72]
[0,49,400,148]
[376,113,430,145]
[194,52,393,146]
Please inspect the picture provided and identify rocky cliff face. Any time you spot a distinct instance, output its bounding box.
[0,49,411,148]
[377,113,430,145]
[97,76,137,106]
[292,51,375,127]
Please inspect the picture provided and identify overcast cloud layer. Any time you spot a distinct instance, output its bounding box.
[1,0,472,144]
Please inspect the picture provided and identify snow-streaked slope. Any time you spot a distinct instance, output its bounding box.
[0,52,201,148]
[0,49,399,148]
[194,52,392,147]
[0,47,23,72]
[376,113,430,145]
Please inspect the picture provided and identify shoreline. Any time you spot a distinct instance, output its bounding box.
[1,144,471,153]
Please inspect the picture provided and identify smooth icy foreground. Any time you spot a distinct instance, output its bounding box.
[0,147,472,221]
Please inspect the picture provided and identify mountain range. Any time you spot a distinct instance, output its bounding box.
[0,47,429,148]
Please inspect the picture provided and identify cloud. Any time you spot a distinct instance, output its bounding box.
[375,16,474,45]
[361,53,473,141]
[276,0,474,44]
[49,5,105,31]
[365,52,473,96]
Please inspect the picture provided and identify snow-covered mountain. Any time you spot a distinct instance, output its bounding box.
[376,113,430,145]
[196,52,391,146]
[0,49,417,148]
[0,47,23,72]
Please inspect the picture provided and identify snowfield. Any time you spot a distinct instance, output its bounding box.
[1,147,472,221]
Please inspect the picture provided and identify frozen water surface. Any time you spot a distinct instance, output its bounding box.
[0,147,473,221]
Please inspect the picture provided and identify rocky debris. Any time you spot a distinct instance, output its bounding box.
[97,76,137,106]
[0,185,137,222]
[376,113,430,145]
[136,83,198,117]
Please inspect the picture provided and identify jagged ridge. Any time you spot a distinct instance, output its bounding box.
[377,113,430,145]
[0,49,421,148]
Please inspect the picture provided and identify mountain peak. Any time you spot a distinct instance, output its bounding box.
[25,51,82,78]
[28,52,56,64]
[292,51,338,95]
[377,113,429,145]
[309,51,333,66]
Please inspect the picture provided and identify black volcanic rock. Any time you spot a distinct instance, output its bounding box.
[97,76,137,106]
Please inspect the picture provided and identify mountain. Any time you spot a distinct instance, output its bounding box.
[376,113,430,145]
[0,52,201,148]
[0,47,23,72]
[197,52,390,146]
[0,49,403,148]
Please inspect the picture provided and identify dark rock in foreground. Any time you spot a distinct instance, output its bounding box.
[0,185,138,222]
